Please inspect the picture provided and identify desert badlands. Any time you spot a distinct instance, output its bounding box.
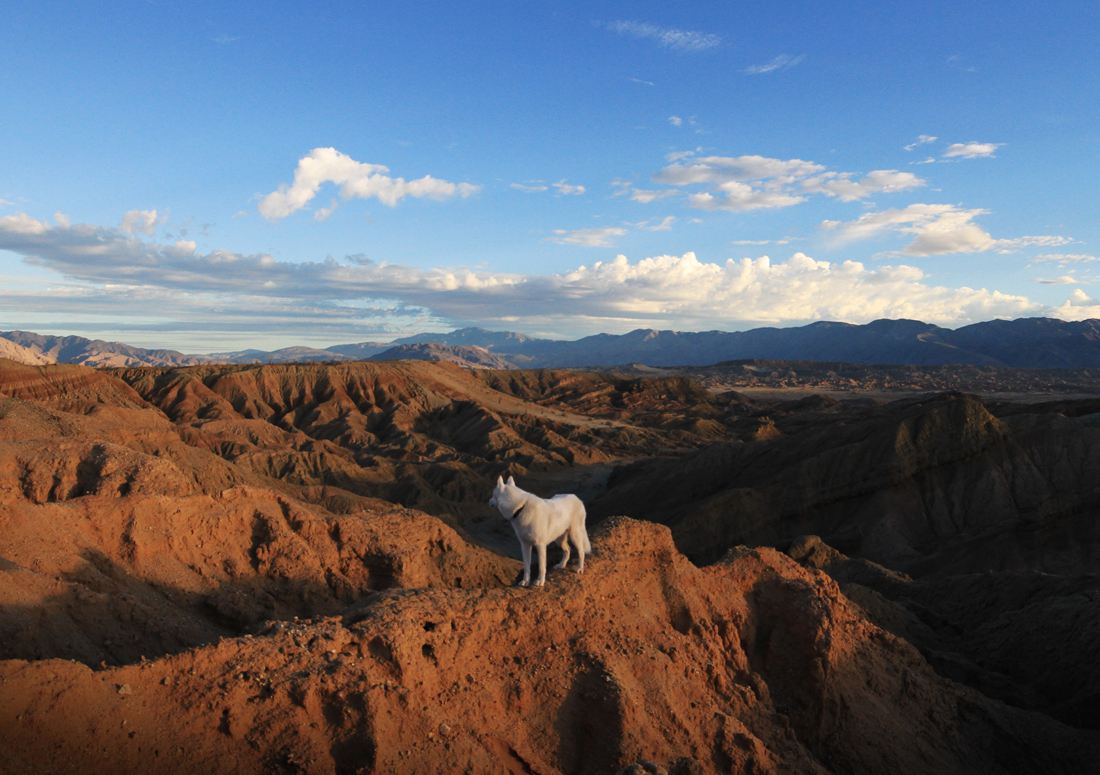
[1,358,1099,774]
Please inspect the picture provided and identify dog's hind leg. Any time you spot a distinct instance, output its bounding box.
[535,543,549,587]
[570,521,587,574]
[519,541,532,587]
[554,534,571,570]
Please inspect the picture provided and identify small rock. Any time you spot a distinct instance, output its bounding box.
[439,723,451,736]
[117,684,133,696]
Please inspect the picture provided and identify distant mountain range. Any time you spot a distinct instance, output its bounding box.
[4,317,1100,370]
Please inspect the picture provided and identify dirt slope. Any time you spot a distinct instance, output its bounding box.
[4,518,1097,775]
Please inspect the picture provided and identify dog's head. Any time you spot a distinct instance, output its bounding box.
[488,475,517,513]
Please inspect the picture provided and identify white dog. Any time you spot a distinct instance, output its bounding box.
[489,475,591,587]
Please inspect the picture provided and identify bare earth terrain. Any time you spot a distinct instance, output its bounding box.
[1,358,1099,774]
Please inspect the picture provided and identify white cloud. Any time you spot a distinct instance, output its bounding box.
[631,216,675,232]
[0,213,51,235]
[1032,253,1100,263]
[1032,276,1078,284]
[0,214,1073,337]
[650,154,927,213]
[741,54,805,75]
[546,227,626,247]
[943,142,1003,159]
[904,135,938,151]
[821,204,1070,257]
[800,170,926,202]
[689,183,806,212]
[630,78,655,86]
[120,209,164,236]
[511,183,549,193]
[257,147,479,222]
[993,235,1073,252]
[606,21,720,53]
[630,189,679,204]
[552,180,586,196]
[212,34,240,44]
[1051,289,1100,321]
[655,155,825,185]
[313,199,339,222]
[53,212,71,227]
[669,116,682,126]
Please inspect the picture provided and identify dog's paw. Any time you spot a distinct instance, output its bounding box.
[575,568,584,575]
[553,561,567,570]
[518,579,530,587]
[534,579,546,587]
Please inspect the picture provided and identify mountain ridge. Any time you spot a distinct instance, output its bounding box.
[5,316,1100,369]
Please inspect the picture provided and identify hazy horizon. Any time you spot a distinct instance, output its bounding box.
[2,2,1097,352]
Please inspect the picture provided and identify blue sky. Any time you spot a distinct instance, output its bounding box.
[1,0,1098,351]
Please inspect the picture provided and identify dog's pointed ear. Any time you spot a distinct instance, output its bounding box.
[496,475,504,487]
[507,475,515,486]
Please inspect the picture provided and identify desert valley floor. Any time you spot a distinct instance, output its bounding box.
[1,358,1099,774]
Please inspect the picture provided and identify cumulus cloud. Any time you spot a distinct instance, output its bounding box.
[689,183,806,212]
[1050,289,1100,321]
[258,148,479,222]
[943,142,1003,159]
[546,227,626,247]
[904,135,938,151]
[0,213,1074,337]
[552,180,586,196]
[741,54,805,75]
[800,170,926,202]
[647,154,923,213]
[821,204,1070,257]
[605,21,720,53]
[120,209,164,236]
[669,116,682,126]
[511,183,549,193]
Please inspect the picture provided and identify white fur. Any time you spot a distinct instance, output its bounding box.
[489,475,592,587]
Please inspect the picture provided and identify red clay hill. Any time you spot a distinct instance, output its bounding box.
[1,358,1099,774]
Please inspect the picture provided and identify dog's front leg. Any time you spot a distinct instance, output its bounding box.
[535,543,548,587]
[519,541,532,587]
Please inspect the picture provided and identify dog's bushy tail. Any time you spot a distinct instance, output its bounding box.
[579,503,592,555]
